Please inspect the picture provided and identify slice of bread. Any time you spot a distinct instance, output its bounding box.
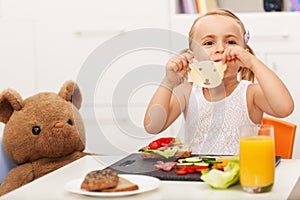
[101,177,139,192]
[80,169,119,191]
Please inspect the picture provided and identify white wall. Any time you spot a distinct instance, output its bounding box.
[0,0,174,155]
[1,0,299,158]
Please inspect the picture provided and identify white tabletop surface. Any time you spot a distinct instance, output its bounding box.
[0,155,299,200]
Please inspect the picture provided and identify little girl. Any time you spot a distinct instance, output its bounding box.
[143,9,294,155]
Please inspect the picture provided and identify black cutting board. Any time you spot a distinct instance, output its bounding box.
[106,153,223,182]
[105,153,281,182]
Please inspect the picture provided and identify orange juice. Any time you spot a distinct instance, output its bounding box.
[240,136,275,189]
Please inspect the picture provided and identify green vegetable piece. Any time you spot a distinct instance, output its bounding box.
[173,137,182,144]
[176,162,194,166]
[138,147,180,158]
[200,156,240,189]
[185,157,202,163]
[177,158,186,163]
[193,162,209,166]
[201,157,217,162]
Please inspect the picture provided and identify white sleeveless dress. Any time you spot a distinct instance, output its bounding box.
[184,80,256,155]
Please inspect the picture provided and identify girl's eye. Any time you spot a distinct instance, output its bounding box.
[226,40,236,45]
[203,41,213,46]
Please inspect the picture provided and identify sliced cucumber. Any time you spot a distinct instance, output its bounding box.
[177,156,223,167]
[177,158,187,163]
[201,157,216,162]
[184,157,202,163]
[176,162,194,166]
[193,162,209,166]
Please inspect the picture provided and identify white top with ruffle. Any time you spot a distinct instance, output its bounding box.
[184,80,256,155]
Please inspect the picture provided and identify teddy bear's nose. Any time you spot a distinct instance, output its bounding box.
[54,122,64,128]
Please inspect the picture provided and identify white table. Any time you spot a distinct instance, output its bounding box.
[0,155,299,200]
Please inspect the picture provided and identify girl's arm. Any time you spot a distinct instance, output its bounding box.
[249,58,294,118]
[223,46,294,119]
[144,52,193,134]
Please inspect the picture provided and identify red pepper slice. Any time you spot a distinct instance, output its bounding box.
[195,168,209,172]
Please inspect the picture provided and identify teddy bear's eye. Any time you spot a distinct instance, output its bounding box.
[32,126,41,135]
[67,119,73,126]
[198,67,202,71]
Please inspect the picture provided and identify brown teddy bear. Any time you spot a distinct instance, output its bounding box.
[0,80,88,195]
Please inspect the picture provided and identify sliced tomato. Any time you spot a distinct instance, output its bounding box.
[193,166,209,170]
[148,141,161,149]
[148,137,175,149]
[186,168,195,173]
[177,165,209,173]
[176,170,187,175]
[157,137,175,146]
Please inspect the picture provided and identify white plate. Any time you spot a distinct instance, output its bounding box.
[65,174,160,197]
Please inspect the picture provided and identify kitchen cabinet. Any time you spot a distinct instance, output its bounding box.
[33,0,175,155]
[0,0,171,92]
[27,0,170,92]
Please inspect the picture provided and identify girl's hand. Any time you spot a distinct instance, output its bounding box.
[165,51,194,88]
[222,45,255,70]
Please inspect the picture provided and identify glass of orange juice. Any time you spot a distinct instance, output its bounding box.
[239,124,275,193]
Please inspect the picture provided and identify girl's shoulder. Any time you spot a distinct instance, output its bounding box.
[239,80,257,93]
[245,81,259,92]
[240,80,254,86]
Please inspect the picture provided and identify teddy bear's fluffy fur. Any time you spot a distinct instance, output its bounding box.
[0,80,88,196]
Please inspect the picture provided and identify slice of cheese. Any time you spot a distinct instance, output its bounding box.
[189,59,227,88]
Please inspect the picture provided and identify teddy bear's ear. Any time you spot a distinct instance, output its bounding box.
[0,89,24,123]
[58,80,82,109]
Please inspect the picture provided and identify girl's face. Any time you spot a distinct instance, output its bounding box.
[191,15,245,78]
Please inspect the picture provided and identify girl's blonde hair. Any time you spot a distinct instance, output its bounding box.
[188,9,255,82]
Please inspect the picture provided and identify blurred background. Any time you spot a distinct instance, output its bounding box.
[0,0,299,158]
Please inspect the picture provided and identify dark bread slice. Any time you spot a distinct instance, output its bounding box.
[80,169,119,191]
[140,150,192,159]
[101,177,139,192]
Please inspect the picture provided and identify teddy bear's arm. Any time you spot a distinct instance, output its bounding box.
[0,152,89,196]
[31,152,88,178]
[0,163,34,196]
